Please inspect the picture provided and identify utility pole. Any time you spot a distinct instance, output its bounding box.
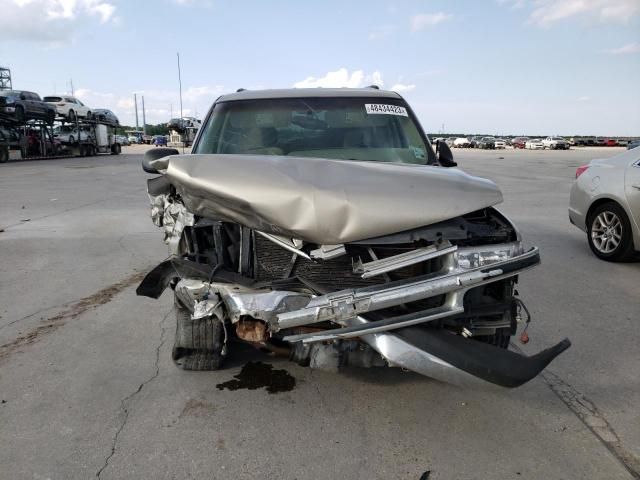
[70,78,74,96]
[142,95,147,135]
[134,93,139,132]
[177,52,184,152]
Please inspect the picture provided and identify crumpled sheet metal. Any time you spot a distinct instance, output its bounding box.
[148,192,195,254]
[151,153,503,245]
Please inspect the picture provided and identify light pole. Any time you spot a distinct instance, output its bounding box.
[134,93,139,132]
[142,95,147,136]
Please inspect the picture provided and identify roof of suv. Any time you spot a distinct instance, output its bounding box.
[218,87,402,102]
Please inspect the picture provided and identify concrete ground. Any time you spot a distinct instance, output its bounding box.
[0,146,638,480]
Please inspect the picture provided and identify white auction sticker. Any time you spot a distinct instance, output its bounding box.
[365,104,408,116]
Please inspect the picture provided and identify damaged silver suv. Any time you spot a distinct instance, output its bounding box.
[138,88,570,388]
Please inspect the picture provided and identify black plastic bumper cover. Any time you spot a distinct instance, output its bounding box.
[394,326,571,388]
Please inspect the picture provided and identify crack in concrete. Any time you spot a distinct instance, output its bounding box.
[0,271,147,364]
[541,370,640,479]
[512,345,640,478]
[95,308,171,479]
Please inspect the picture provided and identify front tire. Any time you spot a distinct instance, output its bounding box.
[587,202,635,261]
[172,296,226,370]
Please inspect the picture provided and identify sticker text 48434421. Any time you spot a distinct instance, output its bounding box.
[365,104,408,117]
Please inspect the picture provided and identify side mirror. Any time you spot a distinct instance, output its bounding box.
[436,141,457,167]
[142,147,179,174]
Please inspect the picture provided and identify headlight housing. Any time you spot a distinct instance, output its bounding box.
[455,242,523,270]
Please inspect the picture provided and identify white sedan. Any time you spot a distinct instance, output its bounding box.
[43,95,92,121]
[53,125,93,144]
[494,139,506,149]
[569,148,640,261]
[453,137,471,148]
[542,136,569,150]
[525,139,545,150]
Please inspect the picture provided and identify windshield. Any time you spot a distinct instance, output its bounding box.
[44,96,62,102]
[194,97,435,164]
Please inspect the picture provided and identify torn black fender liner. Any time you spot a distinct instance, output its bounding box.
[392,327,571,388]
[136,258,254,299]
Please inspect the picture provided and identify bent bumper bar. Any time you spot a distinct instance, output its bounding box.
[276,247,540,331]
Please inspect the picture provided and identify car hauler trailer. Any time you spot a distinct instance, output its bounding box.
[0,115,121,162]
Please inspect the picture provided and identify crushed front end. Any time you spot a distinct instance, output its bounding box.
[138,164,570,388]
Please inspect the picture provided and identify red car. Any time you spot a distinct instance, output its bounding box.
[511,136,529,149]
[605,139,618,147]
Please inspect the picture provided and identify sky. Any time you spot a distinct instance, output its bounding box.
[1,0,639,136]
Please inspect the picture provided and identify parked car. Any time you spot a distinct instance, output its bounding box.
[525,139,545,150]
[53,125,93,144]
[605,139,618,147]
[25,128,62,156]
[153,135,168,147]
[627,139,640,150]
[0,90,56,125]
[469,136,483,148]
[138,87,570,388]
[511,137,529,149]
[91,109,120,126]
[569,148,640,261]
[116,135,131,146]
[453,137,471,148]
[43,95,92,122]
[478,136,496,149]
[494,138,506,149]
[542,136,569,150]
[617,139,629,147]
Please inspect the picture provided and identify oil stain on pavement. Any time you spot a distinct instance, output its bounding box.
[216,361,296,394]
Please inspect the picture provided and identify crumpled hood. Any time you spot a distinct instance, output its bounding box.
[151,153,503,244]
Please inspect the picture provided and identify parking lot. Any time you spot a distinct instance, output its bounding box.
[0,146,638,479]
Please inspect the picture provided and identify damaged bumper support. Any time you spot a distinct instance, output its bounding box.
[139,245,569,388]
[276,246,539,331]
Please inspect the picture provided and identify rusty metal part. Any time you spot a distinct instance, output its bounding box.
[235,318,268,343]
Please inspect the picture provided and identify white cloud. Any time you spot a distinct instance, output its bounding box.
[526,0,640,26]
[410,12,453,32]
[293,68,385,89]
[605,42,640,55]
[0,0,117,45]
[391,83,416,92]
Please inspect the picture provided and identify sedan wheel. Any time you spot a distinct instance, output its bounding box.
[587,202,635,261]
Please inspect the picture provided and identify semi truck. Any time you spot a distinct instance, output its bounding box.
[0,116,122,162]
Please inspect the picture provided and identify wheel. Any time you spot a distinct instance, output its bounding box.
[68,110,76,123]
[172,296,226,370]
[587,202,636,261]
[15,106,25,123]
[0,147,8,163]
[69,135,75,145]
[86,111,92,120]
[46,110,55,126]
[111,143,121,155]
